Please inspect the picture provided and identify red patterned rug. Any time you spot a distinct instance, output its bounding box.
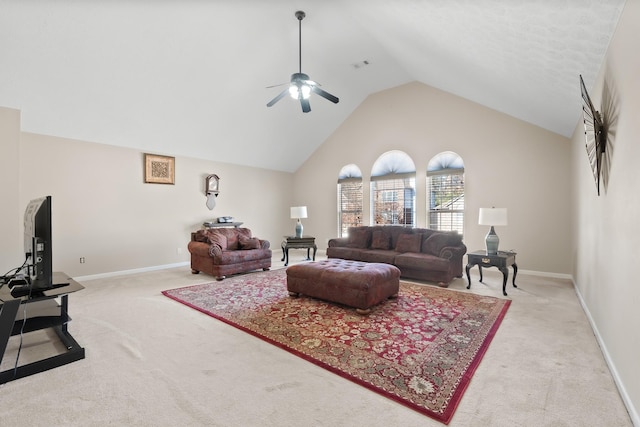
[163,269,510,424]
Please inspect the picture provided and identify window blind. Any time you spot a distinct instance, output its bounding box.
[428,171,464,234]
[338,180,363,237]
[371,177,415,227]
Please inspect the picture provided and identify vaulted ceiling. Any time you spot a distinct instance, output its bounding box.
[1,1,626,172]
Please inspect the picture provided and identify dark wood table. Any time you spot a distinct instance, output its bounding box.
[466,250,517,296]
[281,236,317,266]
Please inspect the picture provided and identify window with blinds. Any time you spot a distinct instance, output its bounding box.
[337,164,363,237]
[427,151,465,234]
[370,151,416,228]
[337,179,363,237]
[371,176,416,227]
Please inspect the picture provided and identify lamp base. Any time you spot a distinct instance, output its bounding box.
[295,220,303,238]
[485,226,500,255]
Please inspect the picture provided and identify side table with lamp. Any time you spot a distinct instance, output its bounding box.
[466,207,518,296]
[282,206,316,266]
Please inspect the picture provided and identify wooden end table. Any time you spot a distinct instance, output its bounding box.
[281,236,317,266]
[466,250,518,296]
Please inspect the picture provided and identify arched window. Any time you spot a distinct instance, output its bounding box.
[337,164,363,237]
[371,151,416,227]
[427,151,464,234]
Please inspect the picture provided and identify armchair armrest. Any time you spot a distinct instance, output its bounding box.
[189,241,211,256]
[439,245,467,261]
[328,237,349,248]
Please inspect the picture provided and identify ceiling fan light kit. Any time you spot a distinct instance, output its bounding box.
[267,10,339,113]
[289,73,312,99]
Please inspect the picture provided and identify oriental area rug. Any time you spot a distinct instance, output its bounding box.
[162,269,510,424]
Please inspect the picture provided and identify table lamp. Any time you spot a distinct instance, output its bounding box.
[290,206,308,238]
[478,207,508,255]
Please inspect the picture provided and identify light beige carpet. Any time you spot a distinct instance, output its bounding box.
[0,253,632,426]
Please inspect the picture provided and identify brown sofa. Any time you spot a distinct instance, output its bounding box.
[327,226,466,286]
[188,227,272,280]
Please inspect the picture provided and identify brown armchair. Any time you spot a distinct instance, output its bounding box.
[188,228,271,280]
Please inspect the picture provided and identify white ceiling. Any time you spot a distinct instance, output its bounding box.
[1,0,626,172]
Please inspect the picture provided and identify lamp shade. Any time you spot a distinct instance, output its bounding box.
[290,206,308,219]
[478,208,508,226]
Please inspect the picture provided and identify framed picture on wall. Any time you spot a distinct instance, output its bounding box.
[144,153,175,184]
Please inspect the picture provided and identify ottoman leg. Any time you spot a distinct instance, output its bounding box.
[288,292,300,297]
[356,308,372,315]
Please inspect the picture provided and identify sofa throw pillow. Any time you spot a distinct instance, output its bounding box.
[223,232,239,250]
[422,232,462,256]
[347,228,371,249]
[207,233,228,255]
[395,233,422,253]
[370,230,390,250]
[239,236,261,250]
[236,228,253,240]
[194,230,210,243]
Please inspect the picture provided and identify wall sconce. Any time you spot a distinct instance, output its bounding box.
[206,174,219,210]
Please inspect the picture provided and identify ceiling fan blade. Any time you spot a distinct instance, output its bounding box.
[267,88,289,107]
[300,98,311,113]
[266,82,288,89]
[311,85,339,104]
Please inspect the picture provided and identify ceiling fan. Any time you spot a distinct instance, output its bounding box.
[266,10,339,113]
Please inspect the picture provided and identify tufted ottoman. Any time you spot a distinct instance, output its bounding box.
[286,259,400,314]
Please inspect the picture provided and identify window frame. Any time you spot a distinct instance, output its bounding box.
[337,177,363,237]
[371,173,416,227]
[427,151,465,234]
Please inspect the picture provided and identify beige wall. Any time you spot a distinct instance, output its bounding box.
[571,0,640,422]
[0,107,22,272]
[3,5,638,416]
[294,81,573,275]
[0,112,293,277]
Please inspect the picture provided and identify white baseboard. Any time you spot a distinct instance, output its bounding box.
[516,269,572,280]
[572,279,639,426]
[73,261,190,282]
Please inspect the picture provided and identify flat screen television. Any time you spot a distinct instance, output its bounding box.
[23,195,53,291]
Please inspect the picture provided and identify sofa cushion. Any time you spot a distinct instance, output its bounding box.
[359,249,398,264]
[395,233,422,253]
[347,227,371,249]
[394,252,450,272]
[239,236,261,250]
[370,230,390,250]
[326,247,362,261]
[422,232,463,256]
[215,248,272,265]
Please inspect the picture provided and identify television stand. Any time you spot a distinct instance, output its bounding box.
[0,272,85,384]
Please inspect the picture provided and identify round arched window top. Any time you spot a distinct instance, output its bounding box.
[338,164,362,182]
[371,150,416,178]
[427,151,464,174]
